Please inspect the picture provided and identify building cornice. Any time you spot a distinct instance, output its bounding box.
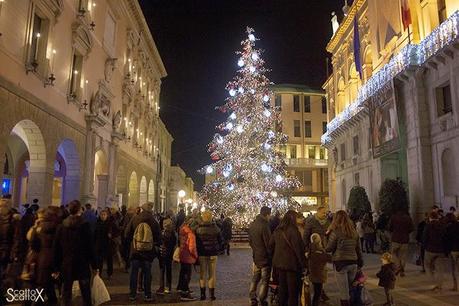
[124,0,167,79]
[271,84,324,95]
[326,0,365,53]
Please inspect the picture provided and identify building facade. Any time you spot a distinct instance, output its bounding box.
[272,84,329,214]
[0,0,173,211]
[168,165,197,213]
[323,0,459,219]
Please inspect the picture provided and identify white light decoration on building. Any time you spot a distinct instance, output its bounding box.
[238,59,245,67]
[229,89,236,96]
[236,125,244,133]
[263,109,271,117]
[275,174,283,182]
[263,95,270,102]
[206,166,213,174]
[226,122,234,130]
[229,112,236,120]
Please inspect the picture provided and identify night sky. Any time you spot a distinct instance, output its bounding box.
[139,0,345,188]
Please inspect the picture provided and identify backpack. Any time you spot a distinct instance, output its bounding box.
[133,222,153,251]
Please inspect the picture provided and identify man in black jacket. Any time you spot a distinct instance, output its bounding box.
[248,206,271,306]
[124,202,161,302]
[53,200,95,306]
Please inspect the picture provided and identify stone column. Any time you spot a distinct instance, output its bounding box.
[107,132,122,201]
[81,116,98,205]
[96,174,109,208]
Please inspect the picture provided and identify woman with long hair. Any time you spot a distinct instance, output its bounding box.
[269,210,306,306]
[325,210,363,306]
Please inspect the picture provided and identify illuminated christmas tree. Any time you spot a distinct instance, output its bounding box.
[199,27,300,226]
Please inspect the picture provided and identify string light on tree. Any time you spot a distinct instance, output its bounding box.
[199,27,300,227]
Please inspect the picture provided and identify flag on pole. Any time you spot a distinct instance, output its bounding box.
[401,0,412,30]
[353,15,362,79]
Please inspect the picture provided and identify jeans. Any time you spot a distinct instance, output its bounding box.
[62,278,92,306]
[177,263,192,292]
[96,250,113,277]
[312,282,323,306]
[278,269,301,306]
[334,264,357,300]
[249,264,271,304]
[199,256,217,289]
[391,242,409,273]
[425,251,447,289]
[159,257,173,290]
[130,259,152,297]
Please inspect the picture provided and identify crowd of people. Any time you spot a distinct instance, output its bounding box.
[247,204,459,306]
[0,198,233,305]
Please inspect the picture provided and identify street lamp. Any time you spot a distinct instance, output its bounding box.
[178,190,186,199]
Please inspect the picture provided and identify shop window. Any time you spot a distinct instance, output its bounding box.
[293,95,300,112]
[436,83,452,116]
[294,120,301,137]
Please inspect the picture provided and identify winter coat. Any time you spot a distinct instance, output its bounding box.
[0,210,20,263]
[308,244,332,283]
[422,220,447,254]
[446,221,459,253]
[94,218,117,257]
[326,229,363,270]
[53,215,95,281]
[176,210,186,231]
[269,215,281,233]
[388,212,414,244]
[269,225,306,272]
[416,220,427,244]
[248,215,272,268]
[82,209,97,235]
[303,215,330,252]
[376,263,396,289]
[29,217,58,285]
[124,210,162,262]
[179,224,198,264]
[160,229,176,259]
[221,218,233,241]
[196,222,222,257]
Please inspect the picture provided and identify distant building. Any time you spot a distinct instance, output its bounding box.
[168,165,197,213]
[271,84,329,214]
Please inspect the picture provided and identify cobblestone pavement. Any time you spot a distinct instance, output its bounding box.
[82,245,459,306]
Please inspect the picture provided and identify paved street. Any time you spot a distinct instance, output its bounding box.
[90,245,459,306]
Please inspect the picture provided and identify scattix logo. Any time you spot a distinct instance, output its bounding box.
[5,288,45,303]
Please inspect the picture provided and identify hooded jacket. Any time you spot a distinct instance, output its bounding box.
[179,224,198,264]
[53,215,95,281]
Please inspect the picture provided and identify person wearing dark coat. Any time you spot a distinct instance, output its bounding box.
[422,211,447,291]
[196,211,222,300]
[388,210,414,276]
[269,210,306,306]
[124,202,161,301]
[156,218,176,295]
[269,211,281,233]
[444,213,459,291]
[176,208,186,232]
[416,212,429,273]
[248,206,272,306]
[94,209,118,279]
[376,253,396,306]
[308,233,332,306]
[53,200,95,306]
[82,203,97,237]
[26,208,59,305]
[220,216,233,255]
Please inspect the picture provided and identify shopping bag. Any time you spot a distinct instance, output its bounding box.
[173,246,180,263]
[91,273,111,306]
[72,281,80,298]
[300,277,311,306]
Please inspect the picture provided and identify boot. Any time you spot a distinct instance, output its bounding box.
[340,300,350,306]
[200,287,206,301]
[209,288,216,301]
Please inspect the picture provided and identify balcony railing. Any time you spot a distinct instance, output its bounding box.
[285,158,328,167]
[322,10,459,146]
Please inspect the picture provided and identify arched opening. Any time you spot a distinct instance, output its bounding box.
[363,47,373,81]
[349,63,359,103]
[128,171,138,207]
[139,176,147,206]
[116,165,127,207]
[442,149,457,197]
[148,179,155,203]
[2,120,47,207]
[54,139,80,206]
[94,150,108,208]
[337,77,345,114]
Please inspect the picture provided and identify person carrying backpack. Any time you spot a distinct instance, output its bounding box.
[124,202,161,302]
